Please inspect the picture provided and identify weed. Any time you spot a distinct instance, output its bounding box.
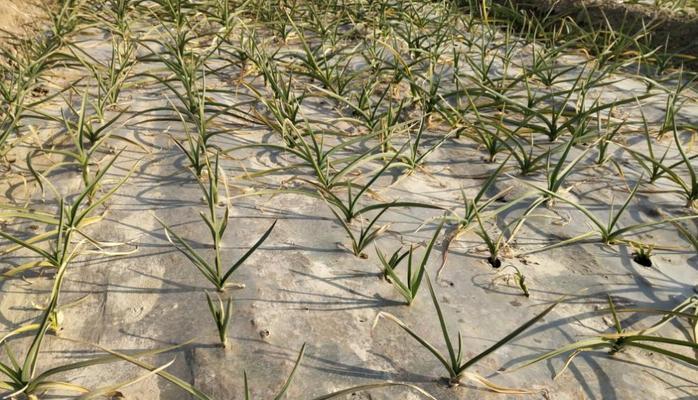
[492,265,530,297]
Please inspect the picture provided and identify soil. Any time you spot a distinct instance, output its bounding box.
[0,0,48,37]
[0,2,696,400]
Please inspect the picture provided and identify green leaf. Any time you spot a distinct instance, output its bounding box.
[221,219,277,283]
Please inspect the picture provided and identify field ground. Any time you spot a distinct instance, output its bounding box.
[0,1,697,399]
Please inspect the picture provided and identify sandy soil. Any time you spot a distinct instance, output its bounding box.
[0,2,697,400]
[0,0,47,37]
